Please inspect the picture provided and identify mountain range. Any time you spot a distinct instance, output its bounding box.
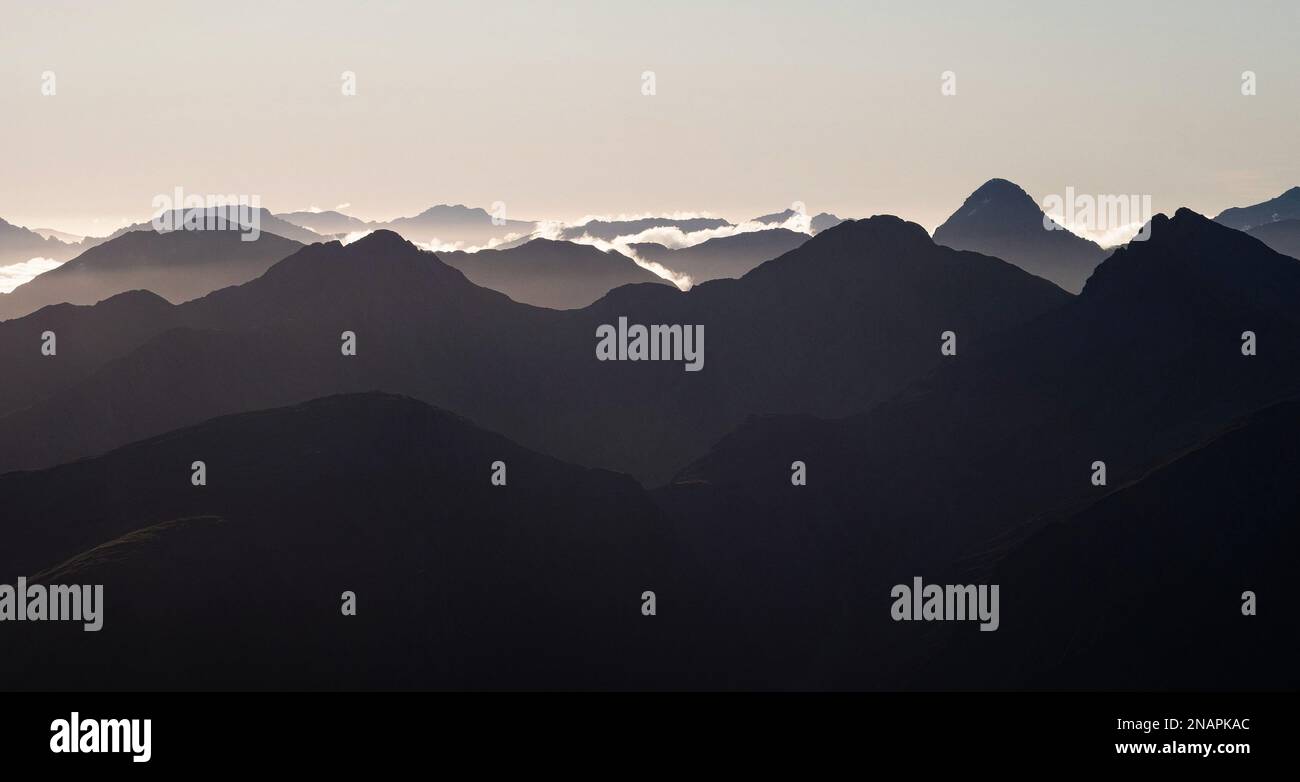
[1214,186,1300,231]
[631,228,810,283]
[275,209,370,236]
[657,208,1300,686]
[1246,218,1300,260]
[439,238,672,309]
[107,206,326,246]
[4,184,1299,690]
[0,217,1067,485]
[558,216,732,243]
[752,209,843,234]
[0,217,86,267]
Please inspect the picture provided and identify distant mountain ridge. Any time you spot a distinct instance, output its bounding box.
[1247,219,1300,259]
[375,204,535,246]
[0,229,302,321]
[108,206,325,246]
[1215,186,1300,230]
[439,238,672,309]
[0,217,85,267]
[275,209,369,236]
[631,228,810,283]
[558,217,732,242]
[752,209,843,234]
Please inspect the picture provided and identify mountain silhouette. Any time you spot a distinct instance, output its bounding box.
[1214,186,1300,230]
[275,209,369,236]
[0,220,1067,484]
[752,209,799,224]
[0,228,302,321]
[0,392,694,690]
[1246,218,1300,259]
[751,210,843,234]
[439,238,672,309]
[375,204,535,246]
[0,290,180,419]
[810,213,844,233]
[920,398,1300,689]
[30,228,86,243]
[558,216,731,243]
[0,217,84,267]
[933,178,1107,293]
[631,228,811,283]
[108,206,325,246]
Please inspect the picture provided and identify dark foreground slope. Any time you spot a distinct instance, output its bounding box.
[0,393,695,690]
[918,398,1300,690]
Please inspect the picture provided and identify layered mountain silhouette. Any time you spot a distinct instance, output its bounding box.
[933,178,1107,293]
[439,238,672,309]
[0,219,1067,485]
[2,198,1294,690]
[657,208,1300,686]
[275,209,369,236]
[1246,218,1300,260]
[631,228,810,283]
[108,206,325,246]
[1215,186,1300,231]
[0,217,84,267]
[0,393,695,690]
[558,216,732,242]
[0,228,302,321]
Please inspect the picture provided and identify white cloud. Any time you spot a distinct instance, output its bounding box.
[1060,220,1150,248]
[345,211,813,292]
[570,210,721,226]
[0,257,63,293]
[411,232,528,254]
[528,212,813,289]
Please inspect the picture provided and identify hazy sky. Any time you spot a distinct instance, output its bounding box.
[2,0,1297,237]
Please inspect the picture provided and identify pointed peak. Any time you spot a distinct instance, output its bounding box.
[970,178,1031,198]
[346,229,419,253]
[1082,207,1295,298]
[939,179,1043,227]
[811,214,934,248]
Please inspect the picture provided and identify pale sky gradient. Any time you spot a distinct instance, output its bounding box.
[2,0,1297,238]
